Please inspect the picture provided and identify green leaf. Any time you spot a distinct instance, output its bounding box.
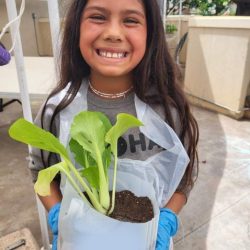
[102,145,111,175]
[34,161,69,196]
[95,111,112,132]
[69,137,98,168]
[105,113,143,155]
[34,161,104,212]
[70,111,111,158]
[9,117,108,214]
[69,138,88,167]
[70,111,112,210]
[9,118,69,160]
[81,167,99,190]
[69,138,86,167]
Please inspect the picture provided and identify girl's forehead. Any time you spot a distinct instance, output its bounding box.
[84,0,145,13]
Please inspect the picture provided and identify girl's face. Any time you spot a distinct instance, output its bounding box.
[79,0,147,82]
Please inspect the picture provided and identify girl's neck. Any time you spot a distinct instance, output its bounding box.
[89,74,133,95]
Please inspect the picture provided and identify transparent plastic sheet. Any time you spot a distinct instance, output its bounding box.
[58,170,159,250]
[134,96,190,206]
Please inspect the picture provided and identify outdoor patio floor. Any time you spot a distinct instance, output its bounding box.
[0,99,249,250]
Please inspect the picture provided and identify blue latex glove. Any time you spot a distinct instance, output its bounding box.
[48,203,61,250]
[156,208,178,250]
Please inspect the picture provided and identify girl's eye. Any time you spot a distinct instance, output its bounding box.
[89,15,106,22]
[124,18,139,25]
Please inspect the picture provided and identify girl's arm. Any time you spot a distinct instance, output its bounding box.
[156,192,186,249]
[165,192,186,214]
[38,180,62,211]
[39,180,61,250]
[28,103,62,212]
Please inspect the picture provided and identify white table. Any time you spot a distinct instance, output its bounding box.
[0,56,56,100]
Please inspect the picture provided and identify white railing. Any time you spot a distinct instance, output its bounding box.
[4,1,60,249]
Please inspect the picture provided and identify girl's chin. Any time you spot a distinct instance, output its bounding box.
[91,69,131,79]
[95,74,130,80]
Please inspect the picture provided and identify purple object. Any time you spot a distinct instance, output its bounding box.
[0,44,11,66]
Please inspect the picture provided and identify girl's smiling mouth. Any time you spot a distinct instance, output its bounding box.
[96,49,128,59]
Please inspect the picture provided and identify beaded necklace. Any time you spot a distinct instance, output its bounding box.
[89,81,133,99]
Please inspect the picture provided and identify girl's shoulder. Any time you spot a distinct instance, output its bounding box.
[35,82,73,130]
[34,101,58,132]
[149,102,181,136]
[47,82,72,106]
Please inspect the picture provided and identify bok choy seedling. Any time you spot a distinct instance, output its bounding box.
[9,111,143,215]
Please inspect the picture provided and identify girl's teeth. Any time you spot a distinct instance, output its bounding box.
[99,50,125,58]
[100,51,106,57]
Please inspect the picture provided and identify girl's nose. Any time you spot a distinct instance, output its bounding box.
[104,34,122,42]
[102,21,123,42]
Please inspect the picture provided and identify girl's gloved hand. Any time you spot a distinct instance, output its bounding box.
[156,208,178,250]
[48,202,61,250]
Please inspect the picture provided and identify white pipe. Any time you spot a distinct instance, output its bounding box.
[179,0,183,15]
[157,0,167,27]
[5,0,32,122]
[47,0,60,72]
[163,0,167,28]
[177,0,183,64]
[36,196,51,250]
[5,1,51,249]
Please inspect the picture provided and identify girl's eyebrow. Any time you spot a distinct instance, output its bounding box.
[122,9,145,19]
[84,6,145,19]
[84,6,108,13]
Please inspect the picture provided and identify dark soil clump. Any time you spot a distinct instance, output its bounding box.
[109,190,154,223]
[83,190,154,223]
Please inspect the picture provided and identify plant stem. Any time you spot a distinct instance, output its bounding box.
[95,145,110,210]
[65,158,106,214]
[60,162,91,205]
[108,151,118,215]
[92,188,99,201]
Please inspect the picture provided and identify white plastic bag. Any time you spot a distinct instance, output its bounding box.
[58,170,159,250]
[52,80,190,249]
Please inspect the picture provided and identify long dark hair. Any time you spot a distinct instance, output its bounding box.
[41,0,199,193]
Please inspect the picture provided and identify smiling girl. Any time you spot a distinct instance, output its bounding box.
[29,0,199,249]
